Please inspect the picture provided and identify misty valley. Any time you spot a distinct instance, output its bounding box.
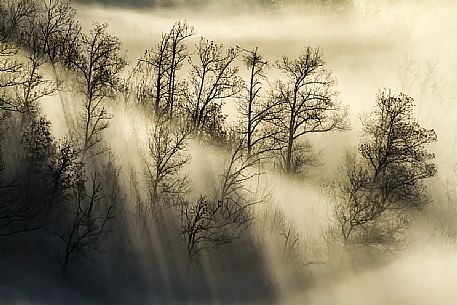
[0,0,456,304]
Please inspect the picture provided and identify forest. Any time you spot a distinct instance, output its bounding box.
[0,0,455,304]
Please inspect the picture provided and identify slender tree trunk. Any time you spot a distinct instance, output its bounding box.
[155,64,162,119]
[247,55,256,157]
[286,112,295,173]
[168,44,177,119]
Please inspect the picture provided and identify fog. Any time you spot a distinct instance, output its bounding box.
[1,0,457,304]
[67,1,457,304]
[74,1,457,304]
[73,0,457,176]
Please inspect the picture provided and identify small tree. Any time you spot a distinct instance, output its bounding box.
[0,43,57,116]
[335,90,437,244]
[15,53,57,116]
[180,141,259,258]
[137,31,170,120]
[142,122,190,224]
[55,172,115,277]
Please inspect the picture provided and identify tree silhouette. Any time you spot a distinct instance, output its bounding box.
[184,38,242,137]
[69,22,126,158]
[164,21,194,119]
[238,47,279,158]
[14,53,57,116]
[335,90,437,244]
[0,0,37,42]
[55,172,115,277]
[271,47,347,174]
[142,122,190,224]
[134,21,193,121]
[36,0,81,64]
[180,141,258,258]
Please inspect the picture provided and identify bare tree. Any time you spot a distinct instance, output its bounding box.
[137,32,170,119]
[334,156,411,245]
[334,90,437,244]
[69,22,126,158]
[15,53,57,115]
[36,0,81,64]
[271,47,347,174]
[238,47,278,158]
[180,141,259,258]
[0,117,80,237]
[180,191,255,259]
[180,195,222,258]
[0,50,56,134]
[334,152,377,242]
[184,38,242,137]
[134,21,193,121]
[165,21,194,119]
[142,122,190,224]
[0,0,81,67]
[55,172,115,277]
[0,43,24,110]
[219,140,260,204]
[0,0,38,42]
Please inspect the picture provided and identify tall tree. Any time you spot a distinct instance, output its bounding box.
[36,0,81,65]
[135,21,193,121]
[335,90,437,244]
[184,38,242,137]
[69,23,126,158]
[272,47,347,174]
[238,47,277,158]
[165,21,194,119]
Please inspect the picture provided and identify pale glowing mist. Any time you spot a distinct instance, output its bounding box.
[35,1,457,304]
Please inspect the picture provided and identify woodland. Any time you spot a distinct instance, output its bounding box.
[0,1,444,304]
